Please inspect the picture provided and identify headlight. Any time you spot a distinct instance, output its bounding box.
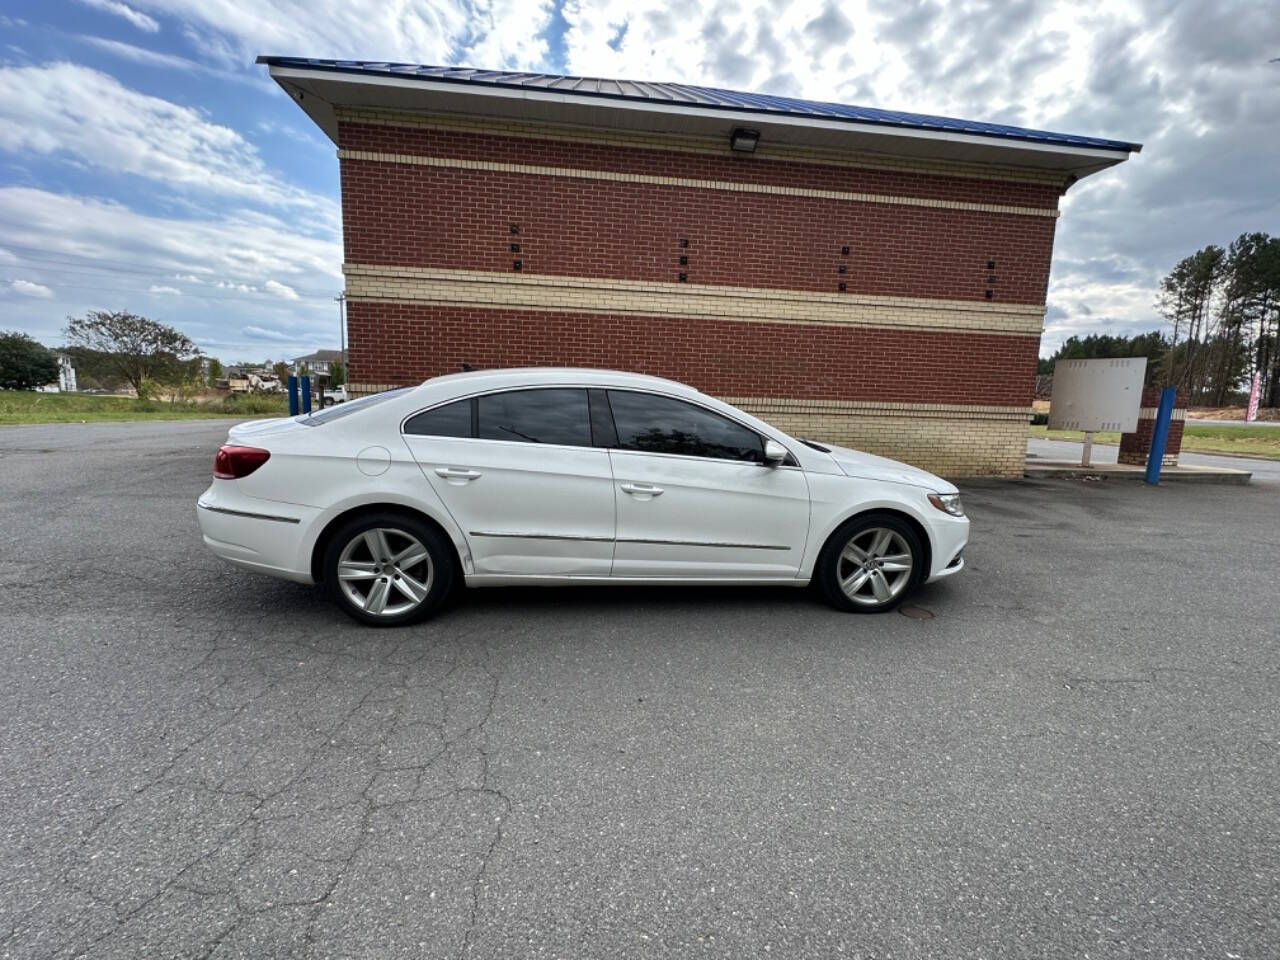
[928,492,964,517]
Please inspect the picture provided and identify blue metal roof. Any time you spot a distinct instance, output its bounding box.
[257,57,1140,154]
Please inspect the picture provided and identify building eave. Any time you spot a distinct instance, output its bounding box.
[262,61,1139,181]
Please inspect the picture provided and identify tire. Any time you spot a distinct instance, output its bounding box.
[816,512,925,613]
[323,512,455,626]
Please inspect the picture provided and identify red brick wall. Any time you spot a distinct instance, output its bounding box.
[346,302,1038,407]
[338,121,1064,210]
[337,119,1056,426]
[339,157,1057,304]
[1118,386,1186,465]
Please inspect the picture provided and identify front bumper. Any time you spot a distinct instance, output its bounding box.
[923,514,969,583]
[197,484,315,584]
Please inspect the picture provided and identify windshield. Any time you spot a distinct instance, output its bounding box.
[299,387,414,425]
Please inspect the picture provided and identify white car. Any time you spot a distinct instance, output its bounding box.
[197,368,968,626]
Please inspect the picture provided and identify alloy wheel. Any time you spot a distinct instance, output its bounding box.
[336,527,434,617]
[836,527,914,607]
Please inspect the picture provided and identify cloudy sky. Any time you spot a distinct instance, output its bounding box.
[0,0,1276,363]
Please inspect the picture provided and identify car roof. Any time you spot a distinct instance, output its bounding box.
[416,367,700,396]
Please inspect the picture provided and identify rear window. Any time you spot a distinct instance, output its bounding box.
[300,387,413,425]
[404,399,472,437]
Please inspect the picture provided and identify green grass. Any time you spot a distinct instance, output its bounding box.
[0,391,289,424]
[1030,423,1280,461]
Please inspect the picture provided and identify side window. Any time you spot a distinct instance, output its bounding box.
[606,390,764,463]
[403,398,472,437]
[477,389,591,446]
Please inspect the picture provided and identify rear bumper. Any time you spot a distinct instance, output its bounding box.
[197,484,315,584]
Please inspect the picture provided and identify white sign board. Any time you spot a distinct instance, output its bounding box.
[1049,358,1146,433]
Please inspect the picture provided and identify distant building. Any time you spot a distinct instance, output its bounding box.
[291,350,344,378]
[36,353,77,393]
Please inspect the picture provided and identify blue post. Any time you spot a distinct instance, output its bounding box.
[1144,387,1177,485]
[300,375,312,414]
[287,374,299,416]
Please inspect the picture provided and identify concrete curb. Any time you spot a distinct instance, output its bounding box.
[1024,461,1251,484]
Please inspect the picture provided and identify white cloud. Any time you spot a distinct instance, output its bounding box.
[0,247,16,264]
[0,63,337,228]
[74,36,272,90]
[76,0,160,33]
[264,279,299,300]
[126,0,547,68]
[148,284,182,295]
[0,187,340,356]
[8,279,55,298]
[243,324,296,342]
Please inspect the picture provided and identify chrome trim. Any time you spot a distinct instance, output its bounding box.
[619,537,790,551]
[198,502,301,524]
[468,531,789,550]
[470,530,613,542]
[465,574,811,587]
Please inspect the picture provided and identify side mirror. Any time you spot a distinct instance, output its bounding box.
[762,439,787,467]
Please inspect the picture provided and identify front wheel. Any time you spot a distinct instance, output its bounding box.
[323,513,454,626]
[816,514,925,613]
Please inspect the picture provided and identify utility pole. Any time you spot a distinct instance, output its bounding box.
[334,292,346,372]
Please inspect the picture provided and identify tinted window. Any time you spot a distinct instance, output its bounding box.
[301,387,414,426]
[403,399,472,437]
[477,389,591,446]
[607,391,764,462]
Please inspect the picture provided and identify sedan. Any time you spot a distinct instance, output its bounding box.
[197,368,968,625]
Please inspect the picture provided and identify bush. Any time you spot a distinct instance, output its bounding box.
[0,331,60,391]
[1031,412,1049,426]
[220,393,288,415]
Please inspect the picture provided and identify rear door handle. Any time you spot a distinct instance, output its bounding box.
[435,467,482,482]
[620,482,663,497]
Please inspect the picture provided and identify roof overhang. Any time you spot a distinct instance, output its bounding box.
[264,63,1138,181]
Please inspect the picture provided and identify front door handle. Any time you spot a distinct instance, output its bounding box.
[435,467,482,483]
[620,482,664,497]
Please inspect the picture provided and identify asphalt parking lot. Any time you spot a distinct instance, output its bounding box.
[1,420,1277,959]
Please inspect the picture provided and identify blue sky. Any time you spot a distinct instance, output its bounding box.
[1,0,1277,363]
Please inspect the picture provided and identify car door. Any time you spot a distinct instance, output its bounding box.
[604,389,810,579]
[401,388,615,576]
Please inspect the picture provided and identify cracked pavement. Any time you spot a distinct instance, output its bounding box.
[1,419,1277,958]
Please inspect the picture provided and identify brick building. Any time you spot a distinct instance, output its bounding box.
[261,58,1139,476]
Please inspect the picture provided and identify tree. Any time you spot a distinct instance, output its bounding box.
[63,311,199,396]
[329,358,345,385]
[206,357,224,387]
[272,362,289,383]
[1039,331,1168,383]
[0,331,60,391]
[1220,233,1280,405]
[1157,245,1225,391]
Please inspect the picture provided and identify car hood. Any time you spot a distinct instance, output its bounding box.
[819,443,957,493]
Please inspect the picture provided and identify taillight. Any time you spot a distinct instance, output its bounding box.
[213,445,271,479]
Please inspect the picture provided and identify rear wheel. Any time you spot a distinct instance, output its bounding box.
[816,513,924,613]
[324,513,454,626]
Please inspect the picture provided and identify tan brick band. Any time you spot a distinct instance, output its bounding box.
[335,107,1066,187]
[343,383,1026,478]
[337,149,1060,220]
[343,264,1046,337]
[726,397,1029,478]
